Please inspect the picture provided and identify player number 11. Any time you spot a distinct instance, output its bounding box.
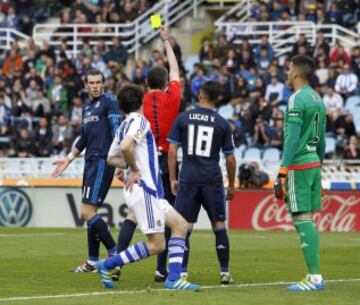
[187,124,214,157]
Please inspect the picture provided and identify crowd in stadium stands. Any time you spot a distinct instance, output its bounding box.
[0,0,360,160]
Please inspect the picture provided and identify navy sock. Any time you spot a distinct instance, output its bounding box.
[88,214,116,256]
[156,226,171,274]
[181,229,192,273]
[214,227,229,273]
[87,225,100,262]
[117,219,137,253]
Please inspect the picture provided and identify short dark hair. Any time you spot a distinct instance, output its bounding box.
[85,69,105,83]
[147,66,168,89]
[200,81,220,104]
[290,55,315,80]
[117,85,144,114]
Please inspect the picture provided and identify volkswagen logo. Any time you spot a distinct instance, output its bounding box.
[0,188,32,227]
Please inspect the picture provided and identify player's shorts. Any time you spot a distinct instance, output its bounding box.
[174,183,226,223]
[286,167,322,214]
[124,183,173,235]
[82,158,115,206]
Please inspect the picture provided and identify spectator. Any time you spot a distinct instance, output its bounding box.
[47,75,69,114]
[343,135,360,159]
[0,94,11,136]
[253,117,271,148]
[329,43,351,66]
[265,75,285,105]
[255,35,274,63]
[33,117,52,157]
[335,114,356,139]
[105,37,128,67]
[191,65,207,97]
[334,64,359,99]
[15,128,33,157]
[69,95,83,129]
[52,114,73,155]
[323,86,343,120]
[32,90,51,117]
[292,34,310,56]
[269,118,283,149]
[3,49,24,77]
[2,6,18,28]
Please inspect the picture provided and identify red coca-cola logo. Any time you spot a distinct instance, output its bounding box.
[229,191,360,232]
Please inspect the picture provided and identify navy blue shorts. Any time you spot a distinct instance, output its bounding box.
[174,183,226,223]
[82,159,115,206]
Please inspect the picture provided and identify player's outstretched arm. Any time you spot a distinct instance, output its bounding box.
[225,154,236,200]
[168,143,179,195]
[51,147,81,178]
[120,135,141,190]
[160,26,180,82]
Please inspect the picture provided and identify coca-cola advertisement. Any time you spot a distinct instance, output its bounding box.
[229,191,360,232]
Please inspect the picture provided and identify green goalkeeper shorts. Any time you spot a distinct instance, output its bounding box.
[286,167,322,214]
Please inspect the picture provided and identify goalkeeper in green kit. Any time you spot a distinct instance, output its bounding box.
[274,55,326,291]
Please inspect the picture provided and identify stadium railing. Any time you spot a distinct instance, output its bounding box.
[32,0,209,59]
[0,28,31,52]
[214,21,360,56]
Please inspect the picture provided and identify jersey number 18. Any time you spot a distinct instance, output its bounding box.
[187,124,214,157]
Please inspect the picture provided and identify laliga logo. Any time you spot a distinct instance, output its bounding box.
[0,188,32,227]
[252,194,360,232]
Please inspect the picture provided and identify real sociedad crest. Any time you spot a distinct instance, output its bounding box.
[0,188,32,227]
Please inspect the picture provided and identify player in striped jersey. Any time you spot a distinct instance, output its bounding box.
[96,85,200,290]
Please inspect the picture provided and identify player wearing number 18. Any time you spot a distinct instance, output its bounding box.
[274,55,326,291]
[167,81,237,284]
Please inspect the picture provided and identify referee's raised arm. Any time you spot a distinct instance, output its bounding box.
[160,26,180,82]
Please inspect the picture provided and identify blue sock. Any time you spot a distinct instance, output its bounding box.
[104,242,150,270]
[214,227,229,273]
[117,219,137,252]
[156,226,171,274]
[168,237,185,281]
[87,225,100,262]
[181,229,192,273]
[88,214,116,256]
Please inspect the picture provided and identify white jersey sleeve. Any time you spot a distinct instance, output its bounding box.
[125,114,150,144]
[108,127,122,157]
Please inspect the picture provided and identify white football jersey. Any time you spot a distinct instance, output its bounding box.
[108,112,163,198]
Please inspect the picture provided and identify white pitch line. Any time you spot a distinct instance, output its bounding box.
[1,278,360,302]
[0,233,64,238]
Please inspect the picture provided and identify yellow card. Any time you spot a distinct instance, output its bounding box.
[150,14,162,29]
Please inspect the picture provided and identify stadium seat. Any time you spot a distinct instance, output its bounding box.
[217,104,234,120]
[262,147,281,161]
[345,95,360,111]
[325,137,336,155]
[243,147,261,160]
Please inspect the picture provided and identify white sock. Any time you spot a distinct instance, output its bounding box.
[307,274,323,283]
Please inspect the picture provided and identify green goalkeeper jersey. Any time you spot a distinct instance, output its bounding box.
[284,85,326,167]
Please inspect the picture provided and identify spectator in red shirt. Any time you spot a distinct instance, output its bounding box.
[116,26,182,283]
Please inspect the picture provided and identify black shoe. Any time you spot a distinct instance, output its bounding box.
[220,273,234,285]
[154,270,167,282]
[112,267,121,281]
[70,261,97,273]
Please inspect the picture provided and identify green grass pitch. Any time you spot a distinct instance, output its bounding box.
[0,228,359,305]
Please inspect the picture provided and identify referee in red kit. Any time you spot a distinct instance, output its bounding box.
[143,26,182,282]
[114,26,182,283]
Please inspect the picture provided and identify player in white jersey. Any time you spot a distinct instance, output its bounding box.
[96,85,200,290]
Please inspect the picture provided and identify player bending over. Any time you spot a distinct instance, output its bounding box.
[274,55,326,291]
[96,84,200,290]
[167,81,237,284]
[52,70,120,272]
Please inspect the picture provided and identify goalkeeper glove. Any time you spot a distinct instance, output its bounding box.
[274,166,288,200]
